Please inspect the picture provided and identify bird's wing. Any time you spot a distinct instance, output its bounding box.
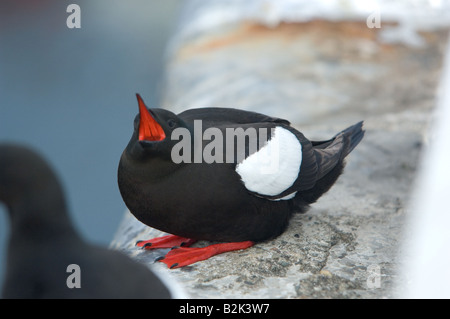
[177,108,322,200]
[178,107,291,126]
[233,125,319,201]
[312,135,345,181]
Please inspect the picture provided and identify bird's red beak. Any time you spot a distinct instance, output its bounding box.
[136,94,166,142]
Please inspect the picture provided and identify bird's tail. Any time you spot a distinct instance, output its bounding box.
[292,121,364,210]
[339,121,365,158]
[311,121,365,181]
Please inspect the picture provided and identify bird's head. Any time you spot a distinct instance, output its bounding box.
[124,94,188,162]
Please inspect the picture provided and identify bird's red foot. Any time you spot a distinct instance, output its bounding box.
[136,234,197,249]
[157,241,254,269]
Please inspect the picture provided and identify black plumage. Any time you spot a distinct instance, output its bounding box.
[118,94,364,268]
[0,143,176,298]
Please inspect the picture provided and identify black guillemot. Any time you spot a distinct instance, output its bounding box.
[118,94,365,269]
[0,143,182,298]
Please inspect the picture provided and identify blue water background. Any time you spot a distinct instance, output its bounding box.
[0,0,181,289]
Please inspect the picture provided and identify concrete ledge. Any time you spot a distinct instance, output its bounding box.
[111,118,423,298]
[111,1,450,298]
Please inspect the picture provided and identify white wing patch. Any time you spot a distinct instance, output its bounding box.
[235,127,302,199]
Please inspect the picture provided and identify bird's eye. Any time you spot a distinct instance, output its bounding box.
[167,119,176,128]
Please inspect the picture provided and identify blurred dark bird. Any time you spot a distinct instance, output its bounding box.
[0,143,182,298]
[118,94,364,269]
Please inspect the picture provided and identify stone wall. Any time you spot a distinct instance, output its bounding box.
[111,1,450,298]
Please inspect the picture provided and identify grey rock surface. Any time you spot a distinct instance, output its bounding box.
[111,2,450,298]
[111,122,422,298]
